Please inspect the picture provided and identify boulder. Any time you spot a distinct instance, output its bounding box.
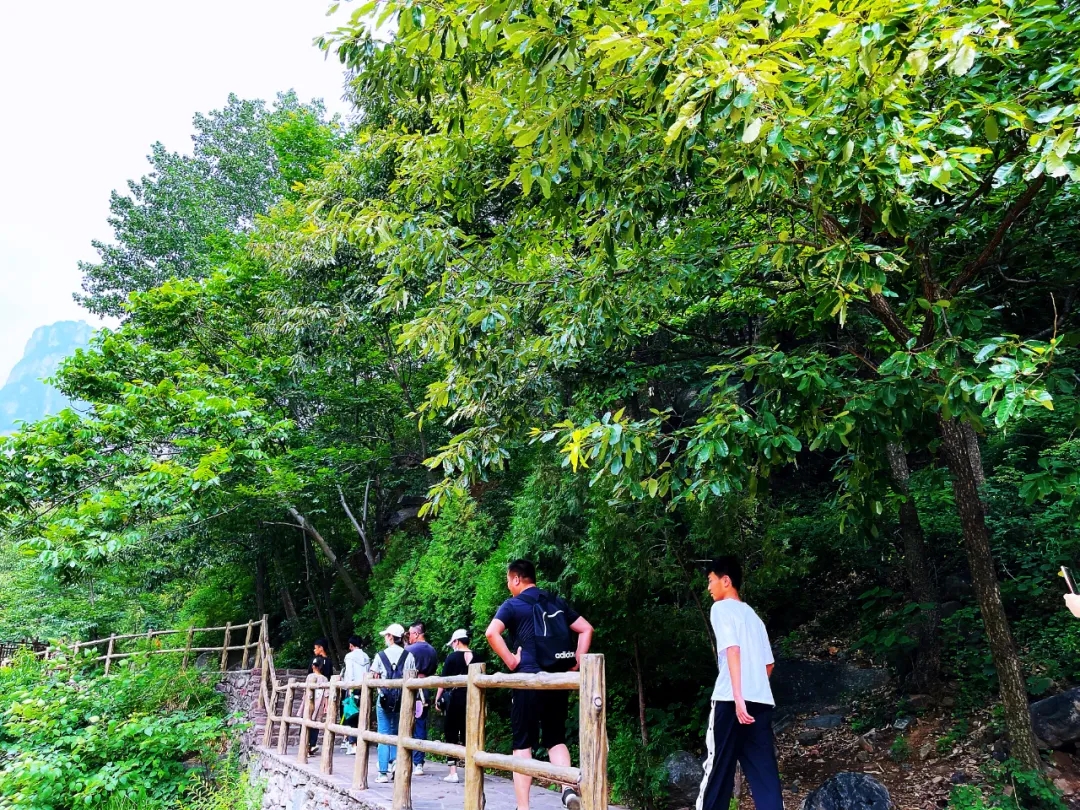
[663,751,704,808]
[1031,688,1080,748]
[800,773,891,810]
[806,714,846,729]
[798,730,824,746]
[771,659,889,715]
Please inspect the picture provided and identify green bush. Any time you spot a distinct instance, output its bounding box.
[0,651,230,809]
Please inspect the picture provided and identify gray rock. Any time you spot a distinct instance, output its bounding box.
[663,751,704,808]
[1031,688,1080,748]
[771,659,889,715]
[893,717,913,732]
[806,714,846,729]
[800,773,891,810]
[798,730,824,746]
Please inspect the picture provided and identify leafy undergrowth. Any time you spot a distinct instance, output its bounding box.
[0,651,239,809]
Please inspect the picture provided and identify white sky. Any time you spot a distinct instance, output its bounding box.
[0,0,353,383]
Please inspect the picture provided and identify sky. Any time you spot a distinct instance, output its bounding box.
[0,0,353,383]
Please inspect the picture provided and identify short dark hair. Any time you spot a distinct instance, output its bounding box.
[507,559,536,582]
[313,637,330,652]
[705,556,743,590]
[410,621,426,636]
[348,635,363,649]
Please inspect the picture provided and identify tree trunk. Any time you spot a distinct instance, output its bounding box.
[255,550,268,620]
[937,416,1040,769]
[287,506,365,607]
[632,636,649,746]
[962,423,986,488]
[339,483,379,571]
[323,568,348,665]
[884,442,941,691]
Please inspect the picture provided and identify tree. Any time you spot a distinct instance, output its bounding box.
[318,0,1080,767]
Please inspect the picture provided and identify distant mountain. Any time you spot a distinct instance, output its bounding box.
[0,321,94,434]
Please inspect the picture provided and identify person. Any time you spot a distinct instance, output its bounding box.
[1065,593,1080,618]
[405,620,439,775]
[370,623,416,783]
[436,629,477,783]
[696,556,782,810]
[485,559,594,810]
[341,635,371,755]
[306,639,334,756]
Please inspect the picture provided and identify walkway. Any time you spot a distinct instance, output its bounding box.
[264,742,595,810]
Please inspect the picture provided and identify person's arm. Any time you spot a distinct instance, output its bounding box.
[725,646,755,725]
[1065,594,1080,618]
[485,618,522,671]
[569,616,594,672]
[766,663,774,678]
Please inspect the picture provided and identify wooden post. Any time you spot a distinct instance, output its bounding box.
[393,666,418,810]
[353,675,373,789]
[104,635,116,675]
[263,685,278,748]
[241,621,254,670]
[278,679,296,755]
[298,681,314,765]
[464,662,487,810]
[182,627,194,669]
[219,622,232,672]
[321,676,341,774]
[578,655,608,810]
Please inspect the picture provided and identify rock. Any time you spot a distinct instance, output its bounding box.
[855,751,871,763]
[799,730,824,746]
[800,773,891,810]
[194,651,216,669]
[920,743,934,761]
[773,709,795,736]
[806,714,846,729]
[893,717,913,732]
[771,659,889,716]
[941,696,957,708]
[858,735,876,753]
[908,694,933,711]
[1031,687,1080,748]
[663,751,704,808]
[951,772,968,785]
[1054,778,1079,797]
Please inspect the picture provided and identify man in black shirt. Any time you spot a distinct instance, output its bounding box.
[486,559,594,810]
[406,621,439,775]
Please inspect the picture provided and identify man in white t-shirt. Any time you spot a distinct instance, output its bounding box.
[696,557,782,810]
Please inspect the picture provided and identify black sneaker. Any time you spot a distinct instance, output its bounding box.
[562,788,581,810]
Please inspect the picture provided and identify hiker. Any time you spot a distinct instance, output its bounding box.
[1065,593,1080,618]
[436,629,476,783]
[485,559,594,810]
[370,623,416,783]
[405,621,439,776]
[306,639,334,756]
[696,556,783,810]
[341,635,371,755]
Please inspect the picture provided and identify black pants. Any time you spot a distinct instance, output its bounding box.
[697,701,782,810]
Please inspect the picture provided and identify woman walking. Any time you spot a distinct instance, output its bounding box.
[436,629,477,783]
[306,638,334,755]
[370,623,415,783]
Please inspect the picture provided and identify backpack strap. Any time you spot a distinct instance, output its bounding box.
[378,650,393,679]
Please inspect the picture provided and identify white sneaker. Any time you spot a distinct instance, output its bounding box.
[443,773,460,783]
[347,744,357,755]
[375,774,391,784]
[413,766,425,776]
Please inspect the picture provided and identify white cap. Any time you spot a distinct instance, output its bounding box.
[446,629,469,647]
[380,623,406,638]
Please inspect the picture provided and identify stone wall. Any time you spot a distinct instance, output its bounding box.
[255,750,383,810]
[216,669,266,756]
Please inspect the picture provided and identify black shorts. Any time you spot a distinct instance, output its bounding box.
[510,688,569,751]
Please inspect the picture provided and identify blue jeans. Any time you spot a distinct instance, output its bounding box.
[413,703,428,766]
[377,701,399,774]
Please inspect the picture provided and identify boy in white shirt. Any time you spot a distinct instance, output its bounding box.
[696,557,783,810]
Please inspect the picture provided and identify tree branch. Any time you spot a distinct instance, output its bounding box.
[285,506,365,607]
[339,483,378,570]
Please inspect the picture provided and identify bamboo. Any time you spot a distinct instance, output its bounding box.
[241,621,254,670]
[353,677,372,790]
[182,627,194,669]
[103,635,115,675]
[321,676,341,775]
[578,655,608,810]
[277,679,296,755]
[393,665,417,810]
[298,679,314,764]
[464,662,487,810]
[472,751,581,785]
[219,622,232,672]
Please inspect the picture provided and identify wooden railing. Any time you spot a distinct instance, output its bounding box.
[37,618,265,675]
[257,636,608,810]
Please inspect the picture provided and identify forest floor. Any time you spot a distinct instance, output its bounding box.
[763,695,1080,809]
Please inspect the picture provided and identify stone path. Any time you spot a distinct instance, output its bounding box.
[265,743,588,810]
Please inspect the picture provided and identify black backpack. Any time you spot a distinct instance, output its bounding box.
[377,650,407,713]
[521,590,578,672]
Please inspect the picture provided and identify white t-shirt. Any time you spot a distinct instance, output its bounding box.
[344,648,371,684]
[370,645,415,677]
[709,599,775,705]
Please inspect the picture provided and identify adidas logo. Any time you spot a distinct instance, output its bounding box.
[555,651,576,659]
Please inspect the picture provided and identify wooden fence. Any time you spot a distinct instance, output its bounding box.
[36,619,265,675]
[255,629,608,810]
[1,639,46,663]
